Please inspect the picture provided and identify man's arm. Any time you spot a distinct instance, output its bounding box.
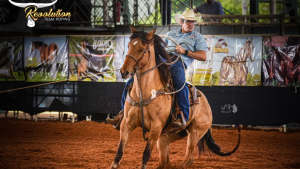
[175,45,207,61]
[187,50,207,61]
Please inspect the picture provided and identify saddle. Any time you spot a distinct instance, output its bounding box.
[167,83,201,132]
[187,82,202,106]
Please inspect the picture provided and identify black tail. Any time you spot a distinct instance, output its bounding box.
[198,127,240,156]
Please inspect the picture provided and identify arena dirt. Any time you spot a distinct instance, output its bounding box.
[0,119,300,169]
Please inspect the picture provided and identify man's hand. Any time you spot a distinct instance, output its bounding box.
[175,45,186,54]
[176,45,207,61]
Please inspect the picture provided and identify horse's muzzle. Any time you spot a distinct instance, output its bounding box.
[121,70,130,79]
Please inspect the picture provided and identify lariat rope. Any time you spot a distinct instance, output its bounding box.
[0,69,119,94]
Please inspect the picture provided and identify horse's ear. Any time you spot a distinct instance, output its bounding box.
[129,25,137,34]
[147,28,156,40]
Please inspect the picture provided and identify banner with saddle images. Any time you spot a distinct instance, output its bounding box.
[68,36,116,82]
[0,38,25,81]
[211,36,262,86]
[262,36,300,87]
[24,36,68,82]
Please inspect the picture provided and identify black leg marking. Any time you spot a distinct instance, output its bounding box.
[142,142,151,164]
[114,141,123,163]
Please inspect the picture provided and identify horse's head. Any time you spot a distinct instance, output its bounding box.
[244,37,254,62]
[120,26,156,79]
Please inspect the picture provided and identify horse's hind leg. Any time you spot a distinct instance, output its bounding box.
[110,120,135,169]
[181,121,210,167]
[10,65,17,81]
[157,135,170,169]
[157,131,187,169]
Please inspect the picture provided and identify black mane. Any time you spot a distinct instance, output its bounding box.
[130,30,172,84]
[32,41,48,48]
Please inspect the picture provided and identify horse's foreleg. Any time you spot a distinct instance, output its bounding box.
[219,70,225,85]
[110,120,135,169]
[141,123,162,169]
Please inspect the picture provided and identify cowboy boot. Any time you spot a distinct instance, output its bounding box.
[172,111,187,128]
[172,118,183,128]
[106,109,124,130]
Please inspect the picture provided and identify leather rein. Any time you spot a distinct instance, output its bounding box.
[126,41,164,141]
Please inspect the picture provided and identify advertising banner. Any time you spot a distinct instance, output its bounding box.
[115,36,129,82]
[262,36,300,87]
[69,36,116,82]
[212,36,262,86]
[24,36,68,82]
[0,38,25,81]
[186,35,213,86]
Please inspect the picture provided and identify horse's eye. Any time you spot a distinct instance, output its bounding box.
[139,50,144,52]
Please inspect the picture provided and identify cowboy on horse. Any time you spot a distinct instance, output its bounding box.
[107,11,240,169]
[106,9,208,129]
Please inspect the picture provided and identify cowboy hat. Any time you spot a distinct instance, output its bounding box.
[174,9,198,25]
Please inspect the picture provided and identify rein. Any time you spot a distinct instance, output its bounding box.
[126,42,152,141]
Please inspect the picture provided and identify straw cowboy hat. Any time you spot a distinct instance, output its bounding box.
[174,9,198,25]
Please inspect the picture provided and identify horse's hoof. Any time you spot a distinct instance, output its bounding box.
[110,162,119,169]
[156,164,166,169]
[140,164,147,169]
[181,159,194,167]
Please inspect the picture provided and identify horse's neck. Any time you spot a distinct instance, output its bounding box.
[131,48,164,99]
[37,46,46,53]
[237,47,246,61]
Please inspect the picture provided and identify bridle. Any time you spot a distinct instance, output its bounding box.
[125,43,150,70]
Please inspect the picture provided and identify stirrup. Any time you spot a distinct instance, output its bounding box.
[172,111,187,132]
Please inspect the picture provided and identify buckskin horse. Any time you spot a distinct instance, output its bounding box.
[110,26,240,169]
[219,38,254,86]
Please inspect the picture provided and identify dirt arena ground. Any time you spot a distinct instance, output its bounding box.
[1,119,300,169]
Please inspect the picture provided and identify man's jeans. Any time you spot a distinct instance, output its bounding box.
[120,59,190,121]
